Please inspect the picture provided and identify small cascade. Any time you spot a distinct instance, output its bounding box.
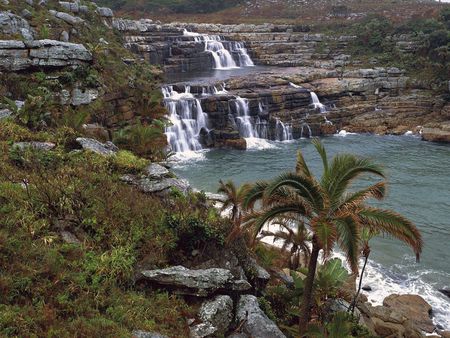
[162,85,209,153]
[230,41,254,67]
[183,29,254,70]
[233,97,256,138]
[275,119,293,141]
[201,84,228,96]
[300,124,313,138]
[310,92,327,113]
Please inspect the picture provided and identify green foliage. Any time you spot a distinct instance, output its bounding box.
[109,150,149,174]
[0,143,204,336]
[315,258,349,298]
[164,211,224,254]
[352,15,393,53]
[113,121,167,160]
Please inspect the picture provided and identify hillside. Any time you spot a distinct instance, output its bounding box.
[97,0,447,24]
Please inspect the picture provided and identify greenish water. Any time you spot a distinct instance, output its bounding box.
[173,134,450,329]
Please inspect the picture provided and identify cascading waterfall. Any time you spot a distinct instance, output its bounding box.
[163,85,209,153]
[310,91,327,113]
[230,41,254,67]
[233,97,256,138]
[183,29,254,70]
[275,119,293,141]
[300,124,313,138]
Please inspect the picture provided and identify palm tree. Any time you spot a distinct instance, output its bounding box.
[243,139,423,335]
[258,217,311,270]
[348,228,378,314]
[218,180,250,244]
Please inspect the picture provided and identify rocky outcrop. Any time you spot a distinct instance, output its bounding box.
[357,295,436,338]
[191,295,234,337]
[0,39,92,71]
[236,295,286,338]
[383,294,435,333]
[0,12,34,40]
[422,122,450,143]
[75,137,118,156]
[139,266,251,297]
[145,163,170,179]
[12,142,56,151]
[122,175,191,195]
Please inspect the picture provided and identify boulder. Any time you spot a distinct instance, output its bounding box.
[71,88,99,106]
[75,137,118,156]
[236,295,286,338]
[12,142,56,151]
[0,12,34,40]
[60,30,69,42]
[54,11,84,25]
[130,177,191,195]
[139,266,251,297]
[145,163,170,179]
[439,289,450,299]
[422,123,450,143]
[0,108,12,120]
[190,323,217,338]
[198,295,233,334]
[96,7,113,17]
[60,230,81,244]
[132,331,168,338]
[383,294,435,333]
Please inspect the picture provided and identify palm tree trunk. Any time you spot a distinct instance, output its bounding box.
[298,241,320,336]
[349,253,369,314]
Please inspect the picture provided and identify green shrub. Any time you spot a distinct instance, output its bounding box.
[109,150,149,174]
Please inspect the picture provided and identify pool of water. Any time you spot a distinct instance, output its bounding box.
[172,134,450,330]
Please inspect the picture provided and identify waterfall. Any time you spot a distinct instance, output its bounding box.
[300,124,313,138]
[234,97,256,138]
[230,41,254,67]
[163,85,209,153]
[183,29,254,70]
[275,119,293,141]
[310,92,327,113]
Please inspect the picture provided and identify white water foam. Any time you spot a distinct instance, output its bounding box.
[335,130,357,137]
[245,137,277,150]
[333,252,450,330]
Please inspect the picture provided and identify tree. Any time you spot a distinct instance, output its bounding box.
[217,179,250,244]
[348,228,378,315]
[243,139,423,335]
[258,217,311,270]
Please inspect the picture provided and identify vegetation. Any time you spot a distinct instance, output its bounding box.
[242,139,423,335]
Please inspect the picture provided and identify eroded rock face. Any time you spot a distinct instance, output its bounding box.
[236,295,286,338]
[75,137,118,156]
[0,12,34,40]
[0,39,92,71]
[193,295,233,336]
[383,294,435,333]
[422,122,450,143]
[140,266,251,297]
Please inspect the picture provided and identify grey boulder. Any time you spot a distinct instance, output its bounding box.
[75,137,118,156]
[53,11,84,25]
[140,266,251,297]
[236,295,286,338]
[146,163,169,179]
[96,7,113,17]
[198,295,233,335]
[0,108,12,120]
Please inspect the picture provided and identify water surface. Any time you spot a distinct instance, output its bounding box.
[173,134,450,329]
